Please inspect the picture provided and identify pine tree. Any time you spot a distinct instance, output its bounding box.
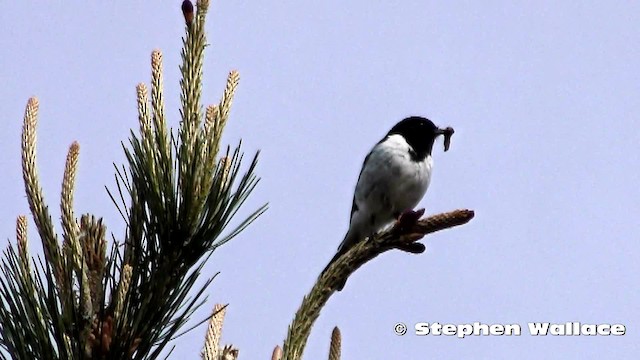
[0,2,473,359]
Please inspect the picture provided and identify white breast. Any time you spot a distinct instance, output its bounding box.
[350,134,433,236]
[377,134,433,212]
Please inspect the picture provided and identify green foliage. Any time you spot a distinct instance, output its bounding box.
[0,1,266,358]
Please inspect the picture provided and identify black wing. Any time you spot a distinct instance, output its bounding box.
[348,135,388,221]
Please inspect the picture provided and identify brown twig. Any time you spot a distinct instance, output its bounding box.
[281,209,475,360]
[328,327,341,360]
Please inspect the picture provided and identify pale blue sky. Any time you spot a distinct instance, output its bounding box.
[1,1,638,359]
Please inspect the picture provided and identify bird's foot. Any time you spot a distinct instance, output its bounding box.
[395,242,426,254]
[392,209,427,254]
[394,208,425,233]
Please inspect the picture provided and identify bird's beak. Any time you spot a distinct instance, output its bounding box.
[437,127,455,152]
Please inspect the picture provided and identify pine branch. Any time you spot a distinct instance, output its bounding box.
[2,1,265,358]
[327,327,341,360]
[271,346,283,360]
[281,209,475,360]
[20,97,65,295]
[105,1,266,357]
[201,304,227,360]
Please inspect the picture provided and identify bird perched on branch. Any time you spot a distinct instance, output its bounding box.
[323,116,454,290]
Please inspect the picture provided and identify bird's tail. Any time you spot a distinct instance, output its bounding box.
[320,229,360,290]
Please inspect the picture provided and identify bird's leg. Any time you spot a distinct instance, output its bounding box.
[394,208,425,233]
[392,208,427,254]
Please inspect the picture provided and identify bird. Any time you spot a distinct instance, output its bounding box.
[323,116,453,290]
